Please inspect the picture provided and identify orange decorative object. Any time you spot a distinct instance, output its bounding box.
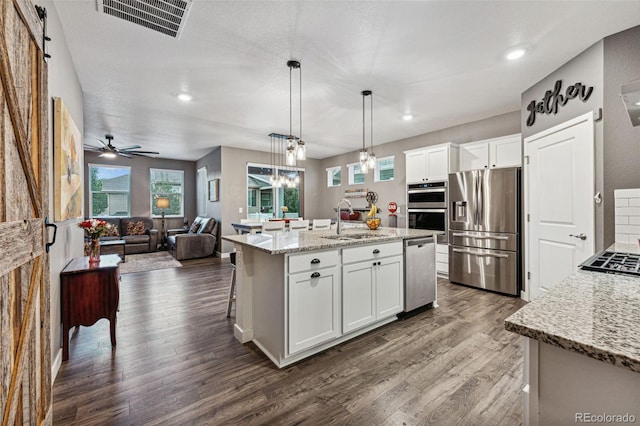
[366,217,381,230]
[388,202,398,214]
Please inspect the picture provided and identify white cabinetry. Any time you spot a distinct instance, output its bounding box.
[435,243,448,277]
[288,250,341,355]
[459,134,521,171]
[405,143,459,183]
[342,242,403,333]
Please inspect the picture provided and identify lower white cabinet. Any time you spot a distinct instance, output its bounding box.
[342,242,403,333]
[288,265,341,354]
[342,262,375,333]
[376,256,403,317]
[436,243,448,276]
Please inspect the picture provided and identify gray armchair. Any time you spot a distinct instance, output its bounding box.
[167,216,219,260]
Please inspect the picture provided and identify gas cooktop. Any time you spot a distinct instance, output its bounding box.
[579,251,640,276]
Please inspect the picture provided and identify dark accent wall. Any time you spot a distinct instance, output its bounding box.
[603,25,640,247]
[84,151,197,230]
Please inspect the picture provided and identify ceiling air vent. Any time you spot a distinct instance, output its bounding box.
[97,0,192,39]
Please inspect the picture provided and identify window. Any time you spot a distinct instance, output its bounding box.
[347,163,365,185]
[247,164,303,220]
[326,166,341,187]
[375,156,395,182]
[248,189,257,207]
[150,169,184,217]
[89,164,131,217]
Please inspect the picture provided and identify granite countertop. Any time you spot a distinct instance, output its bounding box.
[505,242,640,373]
[222,227,442,254]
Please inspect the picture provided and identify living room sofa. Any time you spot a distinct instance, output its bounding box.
[96,217,159,254]
[167,216,219,260]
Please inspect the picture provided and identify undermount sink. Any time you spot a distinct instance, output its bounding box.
[321,233,378,240]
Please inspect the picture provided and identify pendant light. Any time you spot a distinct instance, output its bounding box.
[296,61,306,160]
[366,91,376,170]
[286,60,301,166]
[359,90,372,174]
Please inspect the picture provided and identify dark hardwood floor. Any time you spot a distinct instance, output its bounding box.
[52,256,526,425]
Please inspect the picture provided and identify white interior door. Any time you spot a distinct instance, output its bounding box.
[525,112,595,301]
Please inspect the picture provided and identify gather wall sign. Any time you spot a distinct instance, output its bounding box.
[526,79,594,126]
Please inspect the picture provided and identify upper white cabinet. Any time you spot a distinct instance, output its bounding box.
[404,143,459,183]
[459,134,522,171]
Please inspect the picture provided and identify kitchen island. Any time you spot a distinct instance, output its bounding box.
[222,227,440,367]
[505,242,640,425]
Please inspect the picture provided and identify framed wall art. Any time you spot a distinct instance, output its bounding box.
[53,97,83,221]
[208,178,219,201]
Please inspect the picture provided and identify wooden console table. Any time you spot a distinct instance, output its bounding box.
[60,254,121,361]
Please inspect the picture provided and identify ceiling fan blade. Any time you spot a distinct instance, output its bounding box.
[126,150,159,155]
[118,145,142,151]
[117,152,133,158]
[129,152,158,158]
[84,145,104,151]
[97,139,109,148]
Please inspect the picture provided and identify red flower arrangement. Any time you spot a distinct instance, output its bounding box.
[78,219,113,240]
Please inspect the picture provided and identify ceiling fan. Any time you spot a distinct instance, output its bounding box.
[83,134,159,158]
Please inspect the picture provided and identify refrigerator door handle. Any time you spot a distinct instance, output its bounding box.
[451,233,509,240]
[452,248,510,259]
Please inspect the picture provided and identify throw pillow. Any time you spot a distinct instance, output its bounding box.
[105,225,120,237]
[189,221,201,233]
[126,221,146,236]
[200,218,215,234]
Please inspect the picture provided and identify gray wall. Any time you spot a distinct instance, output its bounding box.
[521,41,605,250]
[216,145,322,253]
[196,146,222,222]
[83,151,197,231]
[603,25,640,247]
[316,111,521,228]
[46,0,85,376]
[521,24,640,250]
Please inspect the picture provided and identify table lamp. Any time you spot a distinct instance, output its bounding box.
[156,197,170,249]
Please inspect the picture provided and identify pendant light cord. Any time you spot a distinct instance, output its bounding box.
[370,92,373,153]
[289,64,293,138]
[299,65,302,142]
[362,93,366,152]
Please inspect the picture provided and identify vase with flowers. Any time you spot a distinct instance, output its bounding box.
[280,205,289,219]
[78,219,114,264]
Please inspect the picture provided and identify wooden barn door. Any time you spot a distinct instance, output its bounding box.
[1,0,51,424]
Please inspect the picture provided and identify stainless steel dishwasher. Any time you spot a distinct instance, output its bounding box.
[404,236,436,312]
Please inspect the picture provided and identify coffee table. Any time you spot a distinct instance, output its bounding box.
[99,239,126,262]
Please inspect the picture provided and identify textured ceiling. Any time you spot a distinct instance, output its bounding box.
[53,1,640,161]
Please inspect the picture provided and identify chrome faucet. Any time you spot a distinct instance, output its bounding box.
[336,198,353,235]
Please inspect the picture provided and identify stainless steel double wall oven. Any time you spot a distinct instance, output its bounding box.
[407,181,447,243]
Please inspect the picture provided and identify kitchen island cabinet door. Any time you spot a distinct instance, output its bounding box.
[376,255,404,318]
[288,266,341,354]
[342,262,376,333]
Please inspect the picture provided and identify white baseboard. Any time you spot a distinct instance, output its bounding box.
[218,251,230,258]
[51,348,62,383]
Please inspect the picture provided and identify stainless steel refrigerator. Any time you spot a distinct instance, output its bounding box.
[448,167,521,296]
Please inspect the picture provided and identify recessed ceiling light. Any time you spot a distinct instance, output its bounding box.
[635,101,640,106]
[178,93,192,102]
[402,114,413,121]
[506,48,526,61]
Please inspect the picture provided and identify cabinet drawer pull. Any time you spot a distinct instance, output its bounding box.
[373,249,380,254]
[311,272,321,278]
[310,258,321,264]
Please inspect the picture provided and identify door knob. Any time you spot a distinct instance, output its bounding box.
[569,233,587,240]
